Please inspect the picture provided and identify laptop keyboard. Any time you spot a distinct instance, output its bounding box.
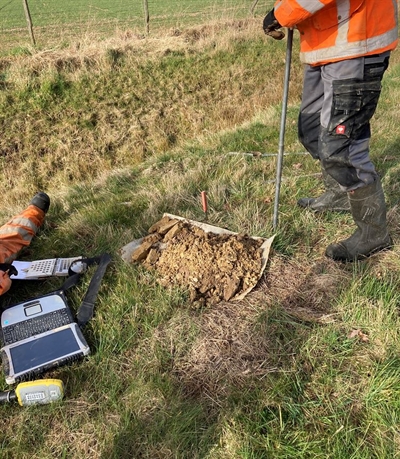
[2,309,73,345]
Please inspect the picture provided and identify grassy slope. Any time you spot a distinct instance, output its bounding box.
[0,19,400,459]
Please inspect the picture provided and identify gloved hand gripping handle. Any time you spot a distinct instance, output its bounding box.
[263,9,285,40]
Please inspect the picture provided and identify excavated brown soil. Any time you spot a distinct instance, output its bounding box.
[130,215,265,306]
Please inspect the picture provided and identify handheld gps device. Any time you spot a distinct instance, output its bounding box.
[0,379,64,406]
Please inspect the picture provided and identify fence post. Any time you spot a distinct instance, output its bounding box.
[250,0,260,16]
[143,0,149,35]
[22,0,36,46]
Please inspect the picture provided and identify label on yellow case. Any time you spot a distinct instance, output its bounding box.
[15,379,64,406]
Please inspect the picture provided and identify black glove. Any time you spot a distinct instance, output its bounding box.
[0,263,18,277]
[263,9,285,40]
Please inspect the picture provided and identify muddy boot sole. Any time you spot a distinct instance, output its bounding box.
[325,235,393,262]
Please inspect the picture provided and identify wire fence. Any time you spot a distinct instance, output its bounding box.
[0,0,274,52]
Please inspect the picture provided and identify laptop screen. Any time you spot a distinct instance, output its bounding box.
[10,327,81,374]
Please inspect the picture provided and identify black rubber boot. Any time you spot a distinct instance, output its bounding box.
[30,192,50,214]
[325,178,392,262]
[298,169,350,212]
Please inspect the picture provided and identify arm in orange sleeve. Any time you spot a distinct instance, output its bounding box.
[274,0,337,28]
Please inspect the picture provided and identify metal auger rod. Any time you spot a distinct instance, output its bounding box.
[272,27,294,230]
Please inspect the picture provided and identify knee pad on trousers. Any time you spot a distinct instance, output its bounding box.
[321,160,360,188]
[298,111,321,159]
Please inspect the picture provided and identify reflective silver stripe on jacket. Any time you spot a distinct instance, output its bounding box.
[300,27,398,64]
[275,0,326,16]
[294,0,325,14]
[0,217,39,240]
[336,1,350,45]
[0,227,33,242]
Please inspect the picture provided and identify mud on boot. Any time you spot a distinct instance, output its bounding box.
[325,177,392,262]
[298,169,350,213]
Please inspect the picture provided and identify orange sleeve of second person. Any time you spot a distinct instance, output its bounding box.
[0,204,45,264]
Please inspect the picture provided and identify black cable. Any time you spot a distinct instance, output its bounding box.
[0,390,17,404]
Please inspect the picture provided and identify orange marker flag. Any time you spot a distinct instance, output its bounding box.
[201,191,208,214]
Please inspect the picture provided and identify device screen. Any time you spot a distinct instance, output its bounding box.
[10,328,81,374]
[24,303,42,317]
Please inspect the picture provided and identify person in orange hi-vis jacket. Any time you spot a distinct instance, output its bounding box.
[0,192,50,296]
[263,0,398,262]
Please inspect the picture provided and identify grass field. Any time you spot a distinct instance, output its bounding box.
[1,12,400,459]
[0,0,268,53]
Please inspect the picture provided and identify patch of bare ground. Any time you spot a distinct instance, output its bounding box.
[166,256,351,400]
[160,298,282,400]
[260,255,352,324]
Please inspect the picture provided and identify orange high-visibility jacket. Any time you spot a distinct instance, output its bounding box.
[0,205,45,295]
[274,0,398,65]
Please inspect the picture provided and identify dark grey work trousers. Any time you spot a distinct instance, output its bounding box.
[298,52,390,191]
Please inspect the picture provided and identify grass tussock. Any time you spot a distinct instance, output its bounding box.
[1,17,400,459]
